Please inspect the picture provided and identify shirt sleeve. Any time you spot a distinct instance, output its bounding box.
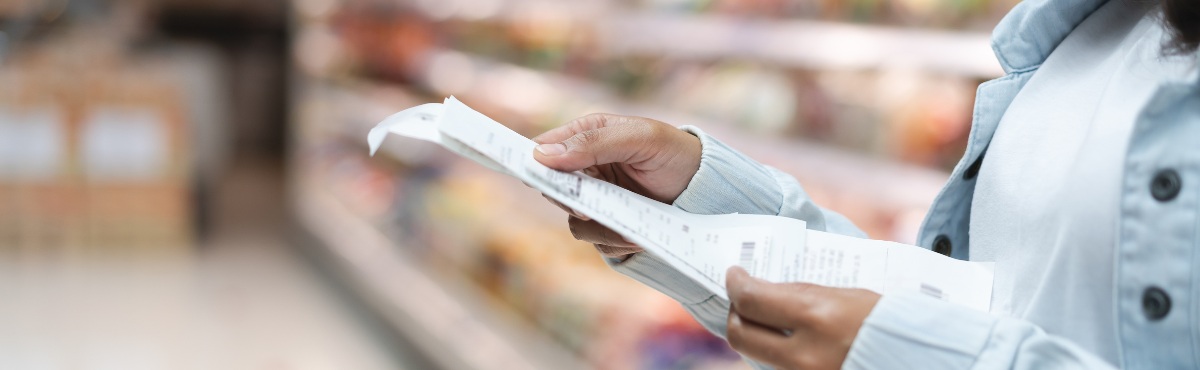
[601,126,1116,369]
[604,126,867,369]
[845,293,1117,370]
[606,125,867,304]
[671,126,867,238]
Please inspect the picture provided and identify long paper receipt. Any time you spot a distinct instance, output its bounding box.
[368,97,994,311]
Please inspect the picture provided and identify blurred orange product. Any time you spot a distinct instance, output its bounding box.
[0,38,194,254]
[78,61,192,250]
[0,60,79,253]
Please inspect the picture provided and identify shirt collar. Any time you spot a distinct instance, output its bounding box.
[990,0,1110,74]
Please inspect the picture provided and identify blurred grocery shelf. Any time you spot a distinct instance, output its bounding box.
[1,2,438,369]
[333,0,1004,77]
[314,66,947,240]
[296,181,586,370]
[1,0,1010,367]
[285,0,1013,368]
[596,15,1001,78]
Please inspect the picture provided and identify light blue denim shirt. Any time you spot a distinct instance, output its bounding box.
[604,0,1200,368]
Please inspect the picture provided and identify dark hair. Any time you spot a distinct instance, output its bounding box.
[1163,0,1200,54]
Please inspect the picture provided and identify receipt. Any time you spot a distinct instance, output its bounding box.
[368,97,994,310]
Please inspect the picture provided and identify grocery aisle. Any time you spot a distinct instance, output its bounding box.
[1,0,1022,368]
[0,158,419,370]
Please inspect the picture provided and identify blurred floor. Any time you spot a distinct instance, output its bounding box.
[0,158,410,370]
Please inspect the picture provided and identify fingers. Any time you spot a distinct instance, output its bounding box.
[542,194,589,221]
[592,243,643,259]
[725,269,882,370]
[726,266,819,330]
[566,216,642,258]
[726,311,793,366]
[533,119,664,172]
[568,216,633,248]
[532,113,625,144]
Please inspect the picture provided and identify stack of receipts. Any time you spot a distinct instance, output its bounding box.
[368,97,994,311]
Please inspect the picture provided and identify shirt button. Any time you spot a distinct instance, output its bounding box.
[963,150,986,181]
[1142,286,1171,321]
[1150,169,1181,202]
[933,234,952,256]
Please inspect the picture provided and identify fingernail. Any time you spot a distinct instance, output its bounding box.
[536,143,567,156]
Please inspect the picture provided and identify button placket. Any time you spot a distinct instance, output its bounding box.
[1141,286,1171,321]
[1150,169,1181,201]
[963,150,986,181]
[933,234,952,256]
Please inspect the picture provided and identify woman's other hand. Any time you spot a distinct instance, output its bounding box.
[532,113,702,258]
[725,266,880,370]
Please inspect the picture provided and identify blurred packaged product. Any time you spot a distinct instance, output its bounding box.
[293,83,754,368]
[0,25,229,253]
[0,68,73,251]
[79,66,191,249]
[288,0,1015,368]
[633,0,1018,29]
[322,4,989,170]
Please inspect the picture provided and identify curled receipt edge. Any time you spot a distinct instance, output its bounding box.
[368,96,994,311]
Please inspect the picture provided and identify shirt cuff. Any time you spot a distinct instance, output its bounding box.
[843,293,998,370]
[604,253,714,305]
[672,125,786,216]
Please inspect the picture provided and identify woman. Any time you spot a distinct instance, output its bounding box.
[531,0,1199,368]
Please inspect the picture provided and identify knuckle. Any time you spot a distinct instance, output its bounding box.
[794,304,822,324]
[644,119,669,138]
[654,118,683,139]
[592,243,618,258]
[567,221,578,239]
[731,290,759,313]
[575,129,603,150]
[567,217,584,240]
[598,227,622,247]
[726,315,743,348]
[573,111,604,127]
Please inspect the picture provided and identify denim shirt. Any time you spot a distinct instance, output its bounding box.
[604,0,1200,368]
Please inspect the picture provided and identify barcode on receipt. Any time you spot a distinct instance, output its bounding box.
[739,241,756,271]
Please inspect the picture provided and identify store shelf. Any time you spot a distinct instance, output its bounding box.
[294,182,588,370]
[290,3,990,368]
[377,0,1002,78]
[327,47,949,240]
[596,15,1002,78]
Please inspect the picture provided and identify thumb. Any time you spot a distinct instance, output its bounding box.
[533,124,656,172]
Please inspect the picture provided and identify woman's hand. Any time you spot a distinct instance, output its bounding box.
[532,113,701,258]
[725,266,880,370]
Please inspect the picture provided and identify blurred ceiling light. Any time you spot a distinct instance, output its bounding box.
[426,50,475,95]
[457,0,503,21]
[296,0,337,20]
[416,0,458,21]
